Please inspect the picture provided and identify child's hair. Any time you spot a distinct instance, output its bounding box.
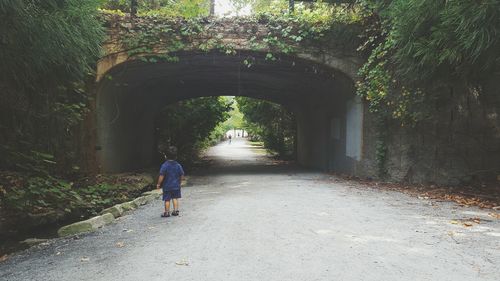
[165,146,178,160]
[158,144,178,160]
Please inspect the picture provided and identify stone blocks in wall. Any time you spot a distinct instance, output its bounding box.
[57,213,115,237]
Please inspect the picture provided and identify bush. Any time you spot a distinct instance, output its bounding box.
[0,0,104,176]
[236,97,296,157]
[0,172,150,221]
[156,97,231,165]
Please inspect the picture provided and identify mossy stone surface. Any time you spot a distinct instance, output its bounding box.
[100,205,124,218]
[57,214,115,237]
[120,201,138,211]
[133,196,147,206]
[58,221,94,237]
[101,213,115,224]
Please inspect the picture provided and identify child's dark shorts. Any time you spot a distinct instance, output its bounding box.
[162,189,181,201]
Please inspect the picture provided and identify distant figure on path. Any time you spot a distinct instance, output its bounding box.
[156,146,184,218]
[228,134,232,144]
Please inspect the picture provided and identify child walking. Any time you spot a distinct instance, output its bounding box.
[156,146,184,217]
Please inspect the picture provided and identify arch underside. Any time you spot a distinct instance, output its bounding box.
[96,51,363,173]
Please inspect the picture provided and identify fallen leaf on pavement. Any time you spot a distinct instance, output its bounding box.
[175,259,189,266]
[116,242,125,248]
[489,213,500,219]
[463,222,473,227]
[450,220,459,225]
[330,174,500,210]
[0,255,8,262]
[447,231,460,244]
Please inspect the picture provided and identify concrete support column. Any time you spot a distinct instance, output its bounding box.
[296,102,329,170]
[295,95,364,174]
[96,88,158,172]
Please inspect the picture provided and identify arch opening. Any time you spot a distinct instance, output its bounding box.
[95,51,362,173]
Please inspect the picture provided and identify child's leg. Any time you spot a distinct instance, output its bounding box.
[172,198,179,211]
[164,200,171,213]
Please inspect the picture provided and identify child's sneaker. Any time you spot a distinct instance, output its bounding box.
[161,212,170,217]
[172,210,179,216]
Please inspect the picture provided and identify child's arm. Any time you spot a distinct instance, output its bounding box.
[156,175,165,189]
[179,164,185,188]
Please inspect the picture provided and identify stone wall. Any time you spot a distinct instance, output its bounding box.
[358,76,500,185]
[97,16,363,82]
[93,16,500,185]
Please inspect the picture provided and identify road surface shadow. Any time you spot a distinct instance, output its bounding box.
[192,162,307,176]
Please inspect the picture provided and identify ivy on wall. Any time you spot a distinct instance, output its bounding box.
[99,2,362,64]
[355,0,500,178]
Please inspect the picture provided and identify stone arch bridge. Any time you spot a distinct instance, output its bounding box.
[90,16,373,176]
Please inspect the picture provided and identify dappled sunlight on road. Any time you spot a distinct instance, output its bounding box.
[195,138,296,176]
[204,138,267,163]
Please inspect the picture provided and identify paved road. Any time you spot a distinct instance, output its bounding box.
[1,138,499,281]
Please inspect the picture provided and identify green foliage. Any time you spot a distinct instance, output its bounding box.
[0,0,104,176]
[140,0,210,18]
[106,14,211,59]
[357,0,500,126]
[252,0,362,56]
[356,0,500,177]
[357,40,429,125]
[2,175,82,214]
[103,1,362,63]
[0,0,103,87]
[205,97,246,147]
[0,172,149,219]
[220,98,245,131]
[375,138,388,178]
[156,97,232,164]
[102,0,211,18]
[255,0,360,23]
[0,1,107,232]
[101,0,130,11]
[236,97,295,157]
[386,0,500,82]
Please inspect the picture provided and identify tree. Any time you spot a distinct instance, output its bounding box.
[0,0,103,174]
[236,97,296,157]
[131,0,138,17]
[156,97,231,164]
[210,0,215,15]
[357,0,500,124]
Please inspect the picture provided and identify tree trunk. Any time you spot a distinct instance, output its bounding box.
[210,0,215,16]
[289,0,295,13]
[131,0,138,18]
[152,0,160,9]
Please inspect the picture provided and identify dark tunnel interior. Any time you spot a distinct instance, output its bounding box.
[95,51,362,173]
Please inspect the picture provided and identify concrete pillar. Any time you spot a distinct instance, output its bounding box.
[345,96,363,161]
[295,95,364,174]
[296,102,329,170]
[96,86,158,172]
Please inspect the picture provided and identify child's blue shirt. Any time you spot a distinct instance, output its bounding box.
[159,160,184,191]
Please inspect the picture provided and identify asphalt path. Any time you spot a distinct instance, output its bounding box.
[1,138,499,281]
